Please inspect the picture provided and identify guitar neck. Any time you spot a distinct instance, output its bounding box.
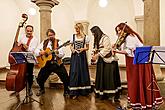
[56,45,64,50]
[48,40,70,55]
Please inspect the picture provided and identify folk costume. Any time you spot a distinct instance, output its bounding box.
[94,34,122,100]
[123,35,163,109]
[69,34,91,96]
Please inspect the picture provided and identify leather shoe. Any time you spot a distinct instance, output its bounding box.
[114,99,120,103]
[70,95,78,99]
[36,90,45,96]
[63,91,69,97]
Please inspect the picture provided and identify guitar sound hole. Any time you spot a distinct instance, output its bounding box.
[45,53,48,57]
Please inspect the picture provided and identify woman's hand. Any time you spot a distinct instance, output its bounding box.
[71,48,76,53]
[111,48,116,56]
[70,46,76,53]
[77,48,85,53]
[91,54,98,62]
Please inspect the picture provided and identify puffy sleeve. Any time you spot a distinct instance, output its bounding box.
[123,35,143,57]
[70,34,74,44]
[85,35,90,44]
[98,35,112,58]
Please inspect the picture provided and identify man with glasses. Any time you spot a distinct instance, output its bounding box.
[34,29,69,96]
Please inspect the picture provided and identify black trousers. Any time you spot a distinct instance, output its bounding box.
[27,63,34,89]
[37,61,69,92]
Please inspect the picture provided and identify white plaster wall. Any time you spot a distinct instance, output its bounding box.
[133,0,144,16]
[0,0,20,67]
[64,0,88,20]
[51,0,137,64]
[52,0,75,57]
[15,0,40,42]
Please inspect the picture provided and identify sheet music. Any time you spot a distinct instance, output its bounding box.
[150,46,165,64]
[10,52,38,64]
[134,46,165,64]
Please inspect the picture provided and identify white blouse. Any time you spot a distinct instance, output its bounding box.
[98,34,119,63]
[70,34,90,44]
[123,35,143,57]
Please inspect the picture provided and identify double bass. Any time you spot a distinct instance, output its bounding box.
[6,14,28,92]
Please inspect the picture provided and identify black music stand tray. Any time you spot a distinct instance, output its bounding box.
[133,46,165,109]
[10,52,42,110]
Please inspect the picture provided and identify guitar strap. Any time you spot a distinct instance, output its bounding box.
[43,39,49,50]
[53,39,58,50]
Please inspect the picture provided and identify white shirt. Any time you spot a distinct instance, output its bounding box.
[122,35,143,57]
[19,35,39,53]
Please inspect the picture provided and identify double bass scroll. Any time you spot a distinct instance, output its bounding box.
[10,14,28,53]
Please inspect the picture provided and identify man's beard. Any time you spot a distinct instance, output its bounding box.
[26,34,32,38]
[49,37,55,41]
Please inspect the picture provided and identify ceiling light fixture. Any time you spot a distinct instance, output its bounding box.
[99,0,108,8]
[28,8,36,16]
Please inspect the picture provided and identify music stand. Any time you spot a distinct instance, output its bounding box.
[9,52,42,110]
[133,46,165,109]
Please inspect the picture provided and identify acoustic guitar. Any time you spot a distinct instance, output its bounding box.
[37,40,70,68]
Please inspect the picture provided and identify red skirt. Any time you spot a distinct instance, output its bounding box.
[125,56,163,109]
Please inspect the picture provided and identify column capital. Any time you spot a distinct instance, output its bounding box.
[31,0,59,8]
[135,15,144,21]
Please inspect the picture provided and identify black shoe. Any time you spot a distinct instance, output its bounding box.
[63,90,69,97]
[127,102,132,108]
[114,99,120,103]
[116,106,123,110]
[36,90,45,96]
[100,95,107,100]
[95,93,99,98]
[70,95,78,99]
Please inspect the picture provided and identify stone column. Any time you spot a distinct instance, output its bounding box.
[32,0,60,88]
[31,0,59,41]
[143,0,163,80]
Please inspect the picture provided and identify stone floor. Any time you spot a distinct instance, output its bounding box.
[1,66,165,110]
